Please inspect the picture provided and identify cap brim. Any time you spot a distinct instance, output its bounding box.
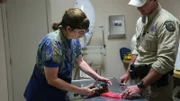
[128,0,146,7]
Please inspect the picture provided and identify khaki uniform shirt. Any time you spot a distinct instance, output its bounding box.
[132,5,180,74]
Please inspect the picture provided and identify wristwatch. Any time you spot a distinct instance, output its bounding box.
[137,81,145,89]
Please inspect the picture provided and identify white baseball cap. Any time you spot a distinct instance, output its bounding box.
[128,0,147,7]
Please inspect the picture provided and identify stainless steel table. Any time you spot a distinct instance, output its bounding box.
[67,77,147,101]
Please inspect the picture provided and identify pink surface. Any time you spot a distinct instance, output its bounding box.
[100,91,122,99]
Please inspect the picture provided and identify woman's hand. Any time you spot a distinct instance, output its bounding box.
[97,76,112,85]
[78,84,98,96]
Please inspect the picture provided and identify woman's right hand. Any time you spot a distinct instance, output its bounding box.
[78,84,98,96]
[119,72,130,86]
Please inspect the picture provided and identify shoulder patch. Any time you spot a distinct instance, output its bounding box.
[164,21,176,32]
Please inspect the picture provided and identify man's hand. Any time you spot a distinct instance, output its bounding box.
[121,85,143,99]
[119,72,130,85]
[97,76,112,85]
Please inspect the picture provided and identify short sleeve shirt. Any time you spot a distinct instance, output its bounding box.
[36,29,81,78]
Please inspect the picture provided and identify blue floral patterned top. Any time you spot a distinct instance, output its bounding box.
[36,29,81,78]
[24,29,82,101]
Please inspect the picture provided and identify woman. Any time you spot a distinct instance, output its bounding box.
[24,8,111,101]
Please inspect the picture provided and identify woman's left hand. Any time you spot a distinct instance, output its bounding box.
[97,76,112,85]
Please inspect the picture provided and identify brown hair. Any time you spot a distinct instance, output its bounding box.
[52,23,59,31]
[52,8,90,30]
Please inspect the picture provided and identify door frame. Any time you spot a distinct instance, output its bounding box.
[2,0,51,101]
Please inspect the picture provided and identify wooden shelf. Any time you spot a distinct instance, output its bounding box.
[174,69,180,79]
[123,59,130,64]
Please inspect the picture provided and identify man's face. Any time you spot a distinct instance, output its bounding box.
[137,0,156,16]
[0,0,7,3]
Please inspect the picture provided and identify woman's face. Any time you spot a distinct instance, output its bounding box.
[66,27,88,39]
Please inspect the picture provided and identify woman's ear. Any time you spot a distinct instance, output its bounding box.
[66,26,72,32]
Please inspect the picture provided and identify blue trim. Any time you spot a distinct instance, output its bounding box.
[44,59,59,67]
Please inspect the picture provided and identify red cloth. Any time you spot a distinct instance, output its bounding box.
[100,91,122,99]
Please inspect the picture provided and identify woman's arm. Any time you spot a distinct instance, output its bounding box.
[76,55,112,85]
[44,66,98,95]
[76,55,101,80]
[44,67,81,92]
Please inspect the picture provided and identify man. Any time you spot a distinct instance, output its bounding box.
[120,0,180,101]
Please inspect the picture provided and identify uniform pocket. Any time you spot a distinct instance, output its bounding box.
[141,33,157,52]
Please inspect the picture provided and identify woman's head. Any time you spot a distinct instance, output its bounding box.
[53,8,90,39]
[61,8,89,30]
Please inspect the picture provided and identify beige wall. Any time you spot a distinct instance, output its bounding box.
[90,0,139,78]
[49,0,140,79]
[0,0,180,101]
[0,4,8,101]
[49,0,180,79]
[49,0,76,26]
[159,0,180,20]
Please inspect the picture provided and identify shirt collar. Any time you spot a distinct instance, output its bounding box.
[148,4,161,23]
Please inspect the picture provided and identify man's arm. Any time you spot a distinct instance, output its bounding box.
[119,54,137,85]
[126,54,138,73]
[141,68,161,87]
[141,21,180,87]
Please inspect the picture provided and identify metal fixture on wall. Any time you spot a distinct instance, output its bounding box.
[108,15,126,39]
